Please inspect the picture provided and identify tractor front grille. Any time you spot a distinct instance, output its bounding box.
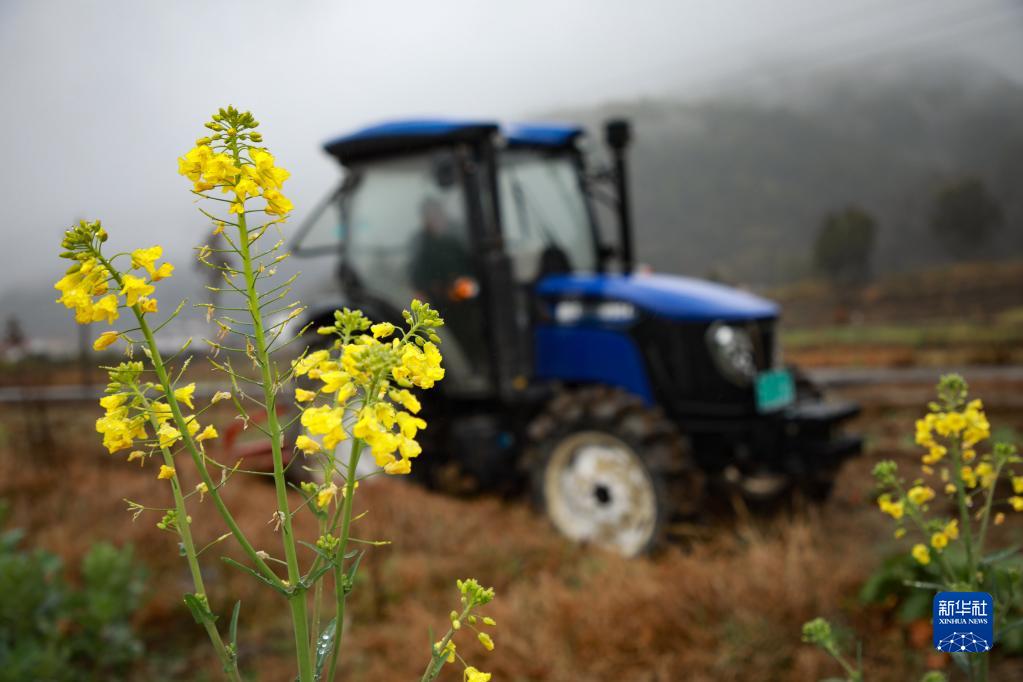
[632,316,777,419]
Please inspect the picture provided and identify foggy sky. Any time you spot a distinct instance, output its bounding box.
[2,0,1021,307]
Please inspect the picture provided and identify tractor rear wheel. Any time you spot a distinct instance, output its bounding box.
[526,387,703,556]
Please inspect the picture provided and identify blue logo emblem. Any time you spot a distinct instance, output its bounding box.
[933,591,994,653]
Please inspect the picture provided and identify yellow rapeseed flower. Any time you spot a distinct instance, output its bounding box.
[976,462,996,488]
[911,543,931,565]
[371,322,394,339]
[91,294,120,324]
[178,145,214,188]
[319,370,352,395]
[906,485,935,507]
[100,393,127,411]
[877,494,904,520]
[131,246,162,276]
[477,632,494,651]
[293,350,329,377]
[464,667,492,682]
[389,388,421,414]
[322,427,347,449]
[316,482,338,509]
[383,458,412,475]
[157,464,176,480]
[961,466,977,488]
[196,425,218,442]
[931,532,949,550]
[1010,496,1023,512]
[294,388,316,403]
[93,331,120,351]
[174,383,196,409]
[295,435,322,455]
[248,148,291,190]
[300,405,343,436]
[158,422,182,448]
[121,274,154,307]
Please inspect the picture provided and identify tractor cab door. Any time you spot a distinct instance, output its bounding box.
[294,151,489,394]
[494,149,601,374]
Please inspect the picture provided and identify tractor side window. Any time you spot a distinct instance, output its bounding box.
[292,186,344,255]
[498,151,596,281]
[342,153,485,386]
[344,154,468,307]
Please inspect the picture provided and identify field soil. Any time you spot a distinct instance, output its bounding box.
[2,372,1023,681]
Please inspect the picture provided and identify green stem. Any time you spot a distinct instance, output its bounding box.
[310,514,327,651]
[894,480,956,583]
[420,603,473,682]
[326,439,365,681]
[974,460,1004,566]
[235,209,314,682]
[90,251,283,590]
[950,441,977,585]
[135,390,242,682]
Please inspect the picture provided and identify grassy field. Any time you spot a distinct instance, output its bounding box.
[2,379,1023,681]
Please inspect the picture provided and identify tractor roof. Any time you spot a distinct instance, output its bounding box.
[323,118,583,164]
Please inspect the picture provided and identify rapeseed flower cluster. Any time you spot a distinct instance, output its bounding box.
[55,220,173,342]
[292,302,444,491]
[423,579,497,682]
[93,363,217,481]
[873,375,1020,571]
[178,105,292,217]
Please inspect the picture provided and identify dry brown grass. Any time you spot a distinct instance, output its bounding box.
[2,394,1021,681]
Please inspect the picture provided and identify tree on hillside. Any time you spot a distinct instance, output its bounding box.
[929,177,1003,256]
[813,207,877,285]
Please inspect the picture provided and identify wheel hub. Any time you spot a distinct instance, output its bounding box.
[543,431,657,557]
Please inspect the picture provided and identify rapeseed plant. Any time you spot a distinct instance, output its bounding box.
[54,106,496,681]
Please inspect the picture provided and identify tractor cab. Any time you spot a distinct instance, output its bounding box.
[293,120,602,398]
[291,118,862,556]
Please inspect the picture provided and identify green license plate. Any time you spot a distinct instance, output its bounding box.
[755,369,795,412]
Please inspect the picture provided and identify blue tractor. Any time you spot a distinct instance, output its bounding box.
[291,118,862,556]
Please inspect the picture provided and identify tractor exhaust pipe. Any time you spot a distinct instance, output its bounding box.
[604,119,634,275]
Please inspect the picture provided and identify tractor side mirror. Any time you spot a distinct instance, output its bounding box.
[604,119,631,152]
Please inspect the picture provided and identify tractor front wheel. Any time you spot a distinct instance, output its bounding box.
[526,387,703,556]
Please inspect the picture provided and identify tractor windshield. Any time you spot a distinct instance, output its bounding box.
[339,151,470,315]
[497,150,597,281]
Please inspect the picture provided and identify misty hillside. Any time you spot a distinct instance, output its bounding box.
[7,60,1023,347]
[561,59,1023,284]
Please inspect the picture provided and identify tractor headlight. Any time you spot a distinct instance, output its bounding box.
[706,322,756,385]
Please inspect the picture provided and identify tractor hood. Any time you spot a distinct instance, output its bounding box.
[536,273,779,322]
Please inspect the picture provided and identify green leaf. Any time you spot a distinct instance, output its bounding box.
[344,550,365,594]
[183,593,216,625]
[980,545,1020,566]
[229,600,241,650]
[221,557,289,595]
[902,580,946,592]
[997,617,1023,642]
[315,618,338,678]
[950,652,972,674]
